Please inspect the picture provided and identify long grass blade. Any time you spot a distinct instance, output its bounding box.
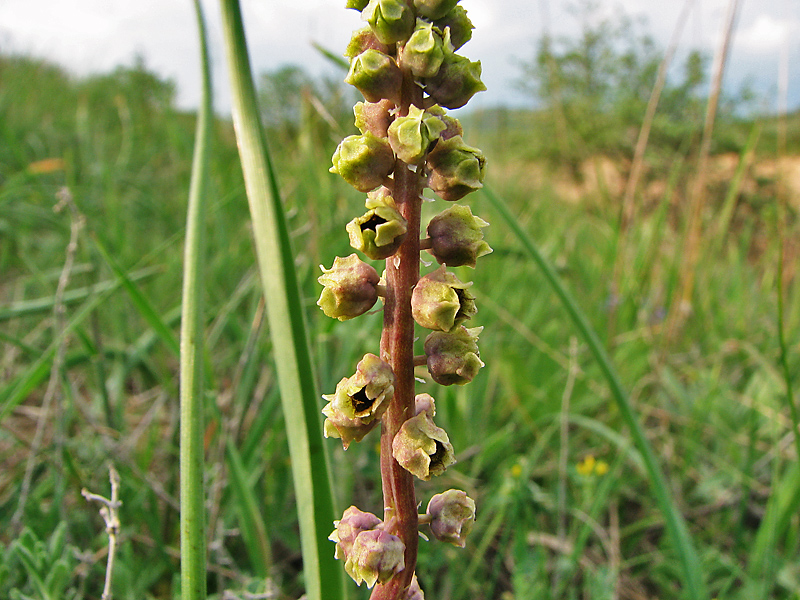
[218,2,342,599]
[91,235,180,357]
[0,290,118,422]
[0,267,159,322]
[224,439,272,577]
[482,184,708,600]
[179,1,213,599]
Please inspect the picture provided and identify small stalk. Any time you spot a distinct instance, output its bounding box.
[179,1,213,599]
[376,157,423,595]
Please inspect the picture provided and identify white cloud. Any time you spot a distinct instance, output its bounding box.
[737,14,797,53]
[0,0,796,111]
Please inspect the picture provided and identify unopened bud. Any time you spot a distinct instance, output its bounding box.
[426,204,491,267]
[413,0,460,20]
[387,105,446,165]
[347,190,408,259]
[322,353,395,449]
[424,325,483,385]
[329,506,383,560]
[331,131,395,192]
[363,0,415,45]
[318,254,380,321]
[346,49,403,104]
[426,135,485,201]
[433,6,473,50]
[345,528,406,588]
[411,267,476,331]
[426,489,476,547]
[345,26,391,59]
[424,51,485,109]
[354,100,394,138]
[392,399,455,480]
[400,20,445,78]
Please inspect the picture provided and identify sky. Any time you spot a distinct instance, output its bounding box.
[0,0,798,113]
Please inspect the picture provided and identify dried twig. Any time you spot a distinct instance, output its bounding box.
[611,0,695,311]
[666,0,742,339]
[11,187,85,530]
[82,465,122,600]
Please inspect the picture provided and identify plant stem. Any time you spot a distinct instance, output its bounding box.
[180,1,212,599]
[373,74,423,600]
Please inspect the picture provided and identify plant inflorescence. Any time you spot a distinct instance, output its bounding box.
[318,0,489,597]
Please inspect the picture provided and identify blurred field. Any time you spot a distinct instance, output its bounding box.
[0,47,799,600]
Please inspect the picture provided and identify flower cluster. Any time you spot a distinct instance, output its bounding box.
[319,0,488,595]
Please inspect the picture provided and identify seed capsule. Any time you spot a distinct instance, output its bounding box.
[387,105,446,165]
[424,51,485,109]
[424,325,484,385]
[345,528,406,588]
[411,267,476,332]
[322,354,395,449]
[400,20,446,78]
[345,49,403,104]
[392,395,456,480]
[433,6,473,50]
[317,254,380,321]
[345,26,391,59]
[426,135,485,201]
[426,204,492,268]
[413,0,460,20]
[346,189,408,260]
[331,131,395,192]
[426,489,476,547]
[362,0,415,45]
[329,506,383,561]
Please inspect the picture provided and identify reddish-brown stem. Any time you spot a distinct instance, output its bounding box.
[371,71,423,600]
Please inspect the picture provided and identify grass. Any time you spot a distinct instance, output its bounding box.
[0,46,799,600]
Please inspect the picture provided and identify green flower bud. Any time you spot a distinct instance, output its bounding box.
[346,0,371,10]
[363,0,415,45]
[317,254,380,321]
[392,397,456,480]
[345,528,405,588]
[322,353,395,449]
[345,49,403,103]
[413,0,460,20]
[354,100,394,138]
[387,105,446,165]
[399,20,445,78]
[331,131,395,192]
[329,506,383,561]
[426,204,492,267]
[347,189,408,259]
[345,26,391,59]
[424,325,483,385]
[433,6,473,50]
[427,105,463,141]
[426,135,485,201]
[424,52,486,109]
[411,266,476,331]
[426,489,476,547]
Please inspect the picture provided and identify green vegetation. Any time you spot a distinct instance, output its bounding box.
[0,5,799,597]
